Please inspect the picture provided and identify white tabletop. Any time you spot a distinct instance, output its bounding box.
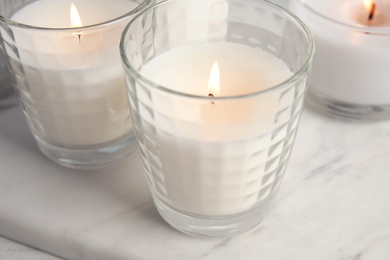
[0,236,60,260]
[2,1,390,259]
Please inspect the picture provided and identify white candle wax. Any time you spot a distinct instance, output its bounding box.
[142,43,292,97]
[11,0,136,28]
[140,42,293,216]
[7,0,138,146]
[291,0,390,105]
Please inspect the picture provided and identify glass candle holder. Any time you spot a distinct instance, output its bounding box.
[291,0,390,120]
[121,0,314,237]
[0,0,151,168]
[0,59,13,100]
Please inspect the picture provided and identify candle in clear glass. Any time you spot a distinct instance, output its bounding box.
[0,0,151,168]
[139,42,293,216]
[291,0,390,120]
[121,0,314,237]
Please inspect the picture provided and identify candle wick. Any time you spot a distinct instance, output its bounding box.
[368,3,376,21]
[208,93,215,105]
[77,33,82,45]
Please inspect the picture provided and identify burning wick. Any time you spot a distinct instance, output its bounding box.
[73,33,82,45]
[208,93,215,105]
[70,3,83,44]
[368,2,376,21]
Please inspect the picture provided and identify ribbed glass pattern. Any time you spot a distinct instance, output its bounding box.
[0,0,150,147]
[122,0,313,217]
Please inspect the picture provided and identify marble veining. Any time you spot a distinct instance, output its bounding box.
[0,236,60,260]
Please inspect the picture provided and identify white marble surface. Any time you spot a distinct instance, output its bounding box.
[1,92,390,260]
[0,236,60,260]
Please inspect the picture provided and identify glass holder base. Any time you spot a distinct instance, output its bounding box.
[35,133,136,169]
[306,88,390,121]
[153,195,275,238]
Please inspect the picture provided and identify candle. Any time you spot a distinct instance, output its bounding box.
[291,0,390,119]
[305,0,390,27]
[9,0,137,145]
[0,0,150,167]
[121,0,314,236]
[138,42,293,216]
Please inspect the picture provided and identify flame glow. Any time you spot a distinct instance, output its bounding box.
[70,3,82,28]
[207,62,220,96]
[362,0,375,12]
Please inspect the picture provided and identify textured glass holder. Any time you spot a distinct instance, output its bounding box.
[292,0,390,121]
[0,0,151,168]
[121,0,314,237]
[0,59,13,100]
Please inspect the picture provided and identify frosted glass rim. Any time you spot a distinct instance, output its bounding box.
[293,0,390,35]
[120,0,315,101]
[0,0,152,31]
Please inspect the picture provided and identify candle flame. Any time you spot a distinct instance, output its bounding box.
[362,0,376,20]
[363,0,374,11]
[70,3,82,28]
[207,62,220,96]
